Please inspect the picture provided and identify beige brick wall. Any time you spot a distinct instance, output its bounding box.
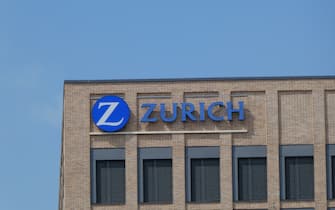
[279,90,313,145]
[59,78,335,210]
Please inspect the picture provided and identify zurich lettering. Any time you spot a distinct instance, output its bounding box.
[140,101,245,122]
[92,95,245,132]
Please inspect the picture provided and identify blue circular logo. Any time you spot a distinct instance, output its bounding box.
[92,96,130,132]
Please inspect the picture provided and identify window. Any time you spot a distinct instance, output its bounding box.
[139,147,172,203]
[238,158,267,201]
[191,158,220,202]
[91,148,125,204]
[143,159,172,203]
[280,145,314,201]
[332,156,335,197]
[285,157,314,200]
[281,209,314,210]
[233,146,267,202]
[96,160,125,204]
[186,147,220,203]
[327,145,335,199]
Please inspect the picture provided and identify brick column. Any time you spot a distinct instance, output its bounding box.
[172,134,186,209]
[125,92,139,210]
[125,134,138,210]
[221,133,233,210]
[172,92,186,209]
[222,91,233,210]
[63,85,91,210]
[313,89,327,210]
[267,90,280,210]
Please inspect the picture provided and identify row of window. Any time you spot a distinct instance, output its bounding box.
[90,145,335,205]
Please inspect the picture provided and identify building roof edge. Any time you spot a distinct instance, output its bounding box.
[64,75,335,84]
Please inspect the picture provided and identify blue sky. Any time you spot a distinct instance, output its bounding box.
[1,0,334,209]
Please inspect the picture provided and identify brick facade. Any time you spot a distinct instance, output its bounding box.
[59,77,335,210]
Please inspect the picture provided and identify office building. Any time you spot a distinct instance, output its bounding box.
[59,76,335,210]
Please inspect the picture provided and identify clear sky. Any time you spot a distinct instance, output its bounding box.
[1,0,334,209]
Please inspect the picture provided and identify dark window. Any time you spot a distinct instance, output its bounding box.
[285,157,314,200]
[332,156,335,197]
[327,145,335,200]
[96,160,125,204]
[281,209,314,210]
[143,159,172,203]
[191,158,220,203]
[238,158,267,201]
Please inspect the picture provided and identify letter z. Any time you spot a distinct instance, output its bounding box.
[141,103,157,122]
[97,102,124,126]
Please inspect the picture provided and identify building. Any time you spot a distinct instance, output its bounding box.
[59,76,335,210]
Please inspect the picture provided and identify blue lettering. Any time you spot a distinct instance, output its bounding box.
[140,101,245,123]
[208,101,224,121]
[227,101,245,121]
[199,102,205,121]
[181,103,196,121]
[160,103,178,122]
[141,103,158,122]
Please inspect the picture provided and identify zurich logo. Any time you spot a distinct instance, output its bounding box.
[92,96,130,132]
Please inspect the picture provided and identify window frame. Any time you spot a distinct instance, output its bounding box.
[280,145,314,201]
[91,148,125,205]
[232,145,267,202]
[185,146,220,203]
[138,147,172,204]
